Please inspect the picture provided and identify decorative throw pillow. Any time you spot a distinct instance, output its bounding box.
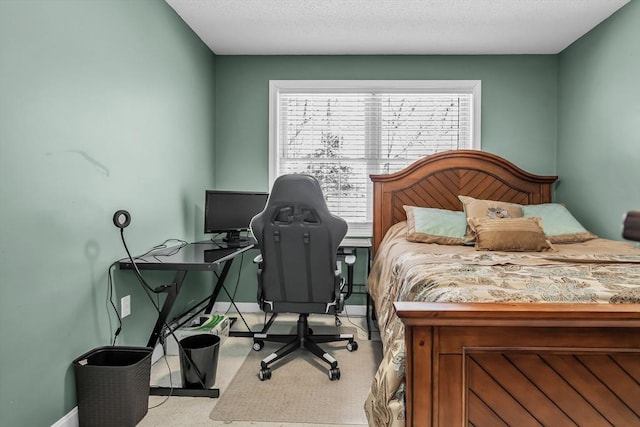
[403,206,467,245]
[468,217,554,252]
[458,195,524,244]
[522,203,597,244]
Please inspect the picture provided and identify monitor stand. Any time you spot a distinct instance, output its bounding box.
[211,231,252,249]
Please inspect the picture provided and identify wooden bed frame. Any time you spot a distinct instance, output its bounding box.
[370,150,640,426]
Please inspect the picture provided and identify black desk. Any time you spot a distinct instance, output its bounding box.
[118,241,254,398]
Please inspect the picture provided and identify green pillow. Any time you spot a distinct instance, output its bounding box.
[522,203,597,244]
[403,206,467,245]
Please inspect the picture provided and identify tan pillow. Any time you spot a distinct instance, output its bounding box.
[468,217,555,252]
[458,195,524,243]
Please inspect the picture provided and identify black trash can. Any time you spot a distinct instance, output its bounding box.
[179,334,220,389]
[73,346,153,427]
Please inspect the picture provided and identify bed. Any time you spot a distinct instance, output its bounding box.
[363,150,640,426]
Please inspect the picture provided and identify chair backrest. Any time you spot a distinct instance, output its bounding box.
[250,174,347,314]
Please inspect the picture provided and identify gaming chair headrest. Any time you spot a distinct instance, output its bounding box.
[250,174,347,243]
[266,174,330,215]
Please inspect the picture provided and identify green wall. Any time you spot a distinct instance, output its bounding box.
[215,55,559,190]
[0,1,216,425]
[558,0,640,240]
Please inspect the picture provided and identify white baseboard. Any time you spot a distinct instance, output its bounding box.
[210,301,261,313]
[341,304,368,317]
[51,407,78,427]
[151,342,165,364]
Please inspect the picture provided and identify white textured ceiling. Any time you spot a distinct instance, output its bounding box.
[165,0,630,55]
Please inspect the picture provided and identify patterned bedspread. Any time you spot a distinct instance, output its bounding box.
[363,222,640,427]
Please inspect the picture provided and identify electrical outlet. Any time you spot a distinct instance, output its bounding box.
[121,295,131,318]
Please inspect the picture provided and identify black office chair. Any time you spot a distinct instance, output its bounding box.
[250,174,358,381]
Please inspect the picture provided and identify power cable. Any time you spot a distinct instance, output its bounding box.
[112,210,210,398]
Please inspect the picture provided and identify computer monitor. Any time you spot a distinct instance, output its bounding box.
[204,190,269,247]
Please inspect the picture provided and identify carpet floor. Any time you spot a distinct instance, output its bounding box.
[209,330,382,425]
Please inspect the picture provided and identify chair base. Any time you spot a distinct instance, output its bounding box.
[252,313,358,381]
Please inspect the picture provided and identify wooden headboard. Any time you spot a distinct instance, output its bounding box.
[369,150,558,253]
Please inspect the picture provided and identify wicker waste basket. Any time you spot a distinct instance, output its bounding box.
[179,334,220,388]
[73,346,152,427]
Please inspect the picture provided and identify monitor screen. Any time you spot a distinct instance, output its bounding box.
[204,190,268,246]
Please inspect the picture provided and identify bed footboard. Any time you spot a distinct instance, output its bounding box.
[395,302,640,426]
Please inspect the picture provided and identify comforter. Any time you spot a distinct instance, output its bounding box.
[364,222,640,427]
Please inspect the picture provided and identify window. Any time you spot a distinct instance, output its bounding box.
[269,80,481,236]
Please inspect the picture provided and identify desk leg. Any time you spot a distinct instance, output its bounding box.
[147,270,188,348]
[202,258,254,338]
[366,294,372,340]
[366,247,372,340]
[346,262,354,299]
[204,258,234,314]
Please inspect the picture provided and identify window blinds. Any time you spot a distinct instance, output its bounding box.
[276,90,475,234]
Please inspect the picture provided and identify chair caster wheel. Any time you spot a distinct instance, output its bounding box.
[347,340,358,352]
[307,328,313,336]
[335,316,342,327]
[253,340,264,351]
[258,367,272,381]
[328,367,341,381]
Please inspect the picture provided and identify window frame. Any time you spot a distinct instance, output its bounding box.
[268,79,482,236]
